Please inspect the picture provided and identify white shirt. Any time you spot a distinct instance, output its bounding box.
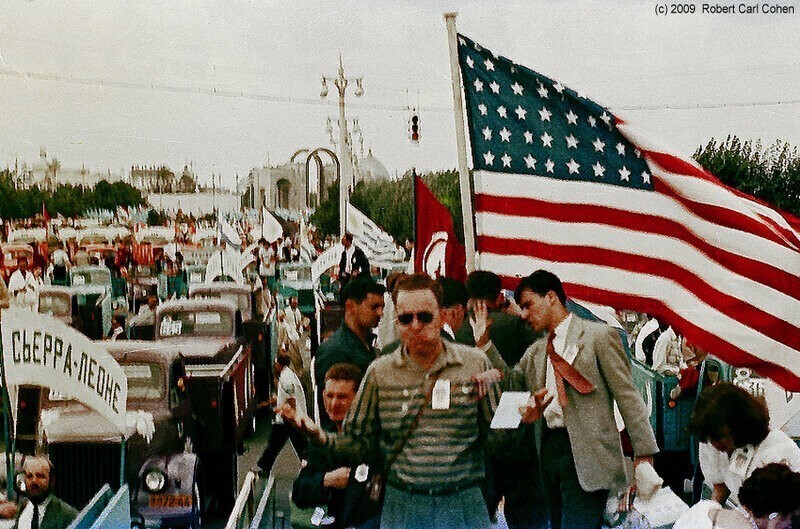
[699,429,800,504]
[634,318,660,363]
[8,270,35,295]
[284,307,303,333]
[275,367,306,425]
[343,246,355,274]
[651,326,680,374]
[673,500,717,529]
[543,314,577,429]
[51,249,70,267]
[17,496,52,529]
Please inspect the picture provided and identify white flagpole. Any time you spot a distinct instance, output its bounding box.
[444,12,476,273]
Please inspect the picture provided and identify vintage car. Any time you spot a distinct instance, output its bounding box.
[276,262,314,314]
[68,266,115,336]
[40,343,201,528]
[0,243,35,282]
[154,299,256,512]
[36,286,78,327]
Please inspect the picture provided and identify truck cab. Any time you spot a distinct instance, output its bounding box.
[189,282,271,401]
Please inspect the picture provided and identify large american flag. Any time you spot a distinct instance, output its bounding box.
[456,34,800,391]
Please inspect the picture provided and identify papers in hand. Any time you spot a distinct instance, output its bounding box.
[490,391,531,429]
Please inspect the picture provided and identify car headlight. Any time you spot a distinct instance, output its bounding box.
[144,470,167,493]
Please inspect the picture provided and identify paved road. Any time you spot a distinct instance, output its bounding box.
[206,417,301,529]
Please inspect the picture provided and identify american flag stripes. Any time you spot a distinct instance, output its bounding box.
[456,33,800,390]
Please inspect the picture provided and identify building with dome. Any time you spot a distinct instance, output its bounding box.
[243,148,391,211]
[356,149,390,182]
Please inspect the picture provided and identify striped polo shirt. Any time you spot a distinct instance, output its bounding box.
[324,339,502,492]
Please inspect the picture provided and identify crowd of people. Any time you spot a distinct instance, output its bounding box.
[2,209,799,529]
[255,266,800,529]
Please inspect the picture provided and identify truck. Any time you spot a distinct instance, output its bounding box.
[188,281,271,402]
[39,343,202,528]
[153,298,257,512]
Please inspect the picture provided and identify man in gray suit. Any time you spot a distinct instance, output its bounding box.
[503,270,658,529]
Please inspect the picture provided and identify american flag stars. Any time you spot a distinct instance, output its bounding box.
[457,33,652,188]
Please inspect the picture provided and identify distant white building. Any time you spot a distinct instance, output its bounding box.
[7,161,125,190]
[243,148,391,210]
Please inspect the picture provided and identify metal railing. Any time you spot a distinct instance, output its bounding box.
[225,471,278,529]
[250,474,276,529]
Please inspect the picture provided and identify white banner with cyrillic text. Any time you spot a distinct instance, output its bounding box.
[1,308,128,434]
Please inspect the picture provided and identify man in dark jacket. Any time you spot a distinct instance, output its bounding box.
[313,277,384,429]
[11,456,78,529]
[293,363,380,529]
[337,233,370,291]
[455,271,546,529]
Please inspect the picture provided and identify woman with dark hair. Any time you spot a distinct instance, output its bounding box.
[675,463,800,529]
[688,383,800,505]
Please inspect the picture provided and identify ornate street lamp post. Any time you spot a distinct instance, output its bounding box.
[320,55,363,236]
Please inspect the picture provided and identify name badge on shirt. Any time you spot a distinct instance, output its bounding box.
[432,379,450,410]
[355,463,369,483]
[311,507,326,526]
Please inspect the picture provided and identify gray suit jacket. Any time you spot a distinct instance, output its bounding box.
[13,496,78,529]
[494,315,658,492]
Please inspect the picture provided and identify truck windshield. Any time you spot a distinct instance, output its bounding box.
[38,294,71,316]
[159,310,233,337]
[123,364,165,400]
[71,269,111,285]
[282,267,311,281]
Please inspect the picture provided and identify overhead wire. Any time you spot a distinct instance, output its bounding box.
[2,67,800,114]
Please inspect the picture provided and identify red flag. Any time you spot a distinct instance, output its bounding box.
[414,174,466,282]
[456,33,800,390]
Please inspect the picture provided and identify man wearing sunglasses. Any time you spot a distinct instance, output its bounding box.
[278,273,503,529]
[314,277,385,429]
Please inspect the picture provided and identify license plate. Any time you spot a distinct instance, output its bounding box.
[148,494,193,508]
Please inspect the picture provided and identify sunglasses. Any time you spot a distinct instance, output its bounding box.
[397,311,435,325]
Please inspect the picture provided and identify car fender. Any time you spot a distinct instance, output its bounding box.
[132,452,200,520]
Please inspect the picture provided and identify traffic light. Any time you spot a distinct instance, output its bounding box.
[409,113,420,143]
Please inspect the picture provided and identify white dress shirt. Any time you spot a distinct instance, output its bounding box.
[544,313,576,429]
[275,367,306,425]
[343,246,355,274]
[17,496,51,529]
[699,429,800,504]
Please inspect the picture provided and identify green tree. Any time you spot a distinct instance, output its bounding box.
[309,178,342,237]
[313,170,464,245]
[694,136,800,216]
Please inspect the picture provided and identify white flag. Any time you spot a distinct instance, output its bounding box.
[345,203,398,262]
[255,208,283,243]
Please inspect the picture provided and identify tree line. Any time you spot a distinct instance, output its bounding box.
[0,171,145,219]
[311,137,800,244]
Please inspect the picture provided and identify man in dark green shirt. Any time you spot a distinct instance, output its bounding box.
[456,271,546,529]
[314,277,385,429]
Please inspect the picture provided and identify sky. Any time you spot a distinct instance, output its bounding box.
[0,0,798,189]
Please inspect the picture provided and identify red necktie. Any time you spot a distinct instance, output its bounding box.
[547,332,595,407]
